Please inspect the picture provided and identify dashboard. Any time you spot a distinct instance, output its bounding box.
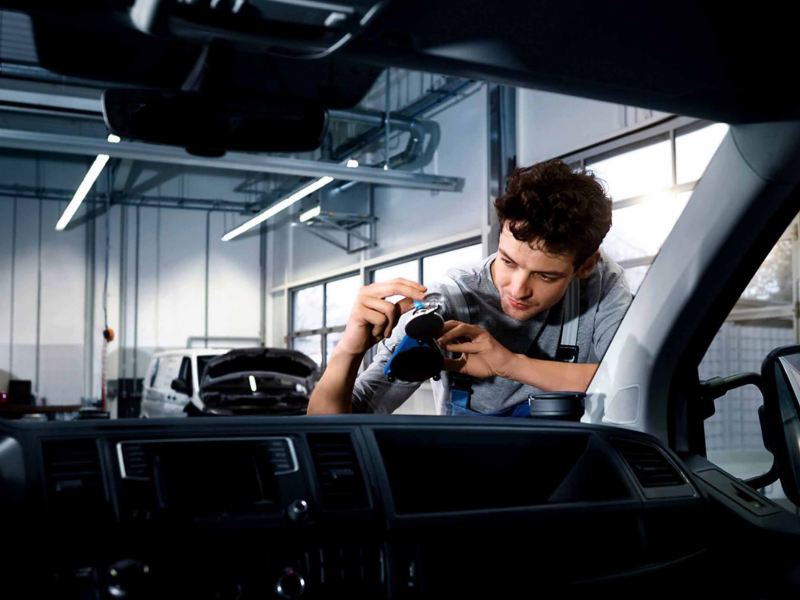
[0,415,793,599]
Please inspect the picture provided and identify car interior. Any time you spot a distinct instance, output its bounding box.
[1,1,800,599]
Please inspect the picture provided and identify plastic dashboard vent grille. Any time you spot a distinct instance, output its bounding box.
[120,443,149,479]
[42,439,105,513]
[307,433,368,510]
[614,440,685,488]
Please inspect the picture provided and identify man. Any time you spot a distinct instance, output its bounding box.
[307,159,632,415]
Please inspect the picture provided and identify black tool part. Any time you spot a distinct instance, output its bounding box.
[528,392,586,421]
[389,343,444,382]
[405,309,445,339]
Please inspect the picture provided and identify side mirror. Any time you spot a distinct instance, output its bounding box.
[760,345,800,506]
[171,378,191,396]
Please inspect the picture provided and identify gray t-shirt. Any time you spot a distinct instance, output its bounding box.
[352,252,632,414]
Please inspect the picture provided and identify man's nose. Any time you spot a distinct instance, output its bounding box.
[509,272,531,299]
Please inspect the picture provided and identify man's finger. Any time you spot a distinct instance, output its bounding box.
[392,278,427,292]
[438,323,476,346]
[396,296,417,315]
[368,280,427,301]
[441,320,464,333]
[443,356,467,372]
[441,341,480,354]
[361,296,399,339]
[357,305,392,341]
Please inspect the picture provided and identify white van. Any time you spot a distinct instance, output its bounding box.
[140,348,231,418]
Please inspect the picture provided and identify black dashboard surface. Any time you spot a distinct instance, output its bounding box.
[0,415,795,599]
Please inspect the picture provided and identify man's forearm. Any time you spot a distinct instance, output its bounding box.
[307,348,364,414]
[504,353,598,392]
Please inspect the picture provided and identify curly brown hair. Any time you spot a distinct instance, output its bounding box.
[494,159,612,267]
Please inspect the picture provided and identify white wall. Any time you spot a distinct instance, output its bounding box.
[0,194,87,405]
[0,151,266,406]
[97,204,263,400]
[0,199,13,391]
[38,199,85,405]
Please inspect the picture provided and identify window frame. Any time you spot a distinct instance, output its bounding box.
[287,238,482,369]
[288,271,360,369]
[562,116,798,334]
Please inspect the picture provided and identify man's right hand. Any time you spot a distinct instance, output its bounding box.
[335,278,427,357]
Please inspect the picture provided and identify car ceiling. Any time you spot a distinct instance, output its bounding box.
[348,0,798,124]
[2,0,796,124]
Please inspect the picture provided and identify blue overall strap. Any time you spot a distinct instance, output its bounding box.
[557,278,581,362]
[450,388,471,408]
[429,276,472,413]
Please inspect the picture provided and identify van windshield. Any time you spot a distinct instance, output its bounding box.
[197,355,220,383]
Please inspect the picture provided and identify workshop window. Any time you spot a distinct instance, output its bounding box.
[569,120,729,293]
[370,242,482,289]
[290,274,360,369]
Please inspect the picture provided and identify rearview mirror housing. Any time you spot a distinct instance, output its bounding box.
[102,89,328,157]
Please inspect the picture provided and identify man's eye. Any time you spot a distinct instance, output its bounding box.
[501,258,513,266]
[539,275,555,282]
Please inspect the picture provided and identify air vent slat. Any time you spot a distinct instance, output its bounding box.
[307,433,368,510]
[121,443,151,479]
[42,439,106,515]
[613,440,685,488]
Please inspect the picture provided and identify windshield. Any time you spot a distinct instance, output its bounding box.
[0,9,738,423]
[196,355,219,383]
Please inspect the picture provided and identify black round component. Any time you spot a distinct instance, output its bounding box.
[275,568,306,599]
[405,310,445,339]
[527,392,586,421]
[286,499,309,522]
[390,344,444,382]
[106,559,150,599]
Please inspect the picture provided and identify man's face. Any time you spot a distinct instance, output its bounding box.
[491,225,580,321]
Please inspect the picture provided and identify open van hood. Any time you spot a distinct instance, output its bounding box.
[199,348,319,416]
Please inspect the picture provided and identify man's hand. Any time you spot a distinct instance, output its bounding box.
[437,321,516,379]
[336,278,427,358]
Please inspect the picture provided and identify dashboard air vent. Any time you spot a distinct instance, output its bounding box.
[613,440,685,488]
[42,439,105,514]
[307,433,368,510]
[119,442,150,479]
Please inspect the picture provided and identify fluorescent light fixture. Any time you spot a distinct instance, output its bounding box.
[248,375,257,393]
[107,134,121,144]
[55,154,110,231]
[346,158,359,168]
[222,176,334,241]
[299,205,321,223]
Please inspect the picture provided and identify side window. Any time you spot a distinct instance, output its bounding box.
[290,274,361,369]
[153,356,181,391]
[422,245,483,286]
[584,122,728,293]
[699,215,799,501]
[148,358,160,387]
[178,356,193,396]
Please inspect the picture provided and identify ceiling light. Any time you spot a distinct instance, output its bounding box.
[248,375,257,392]
[346,158,359,168]
[299,205,321,223]
[107,134,121,144]
[222,176,334,241]
[55,154,110,231]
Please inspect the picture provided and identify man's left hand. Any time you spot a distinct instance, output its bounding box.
[437,321,515,379]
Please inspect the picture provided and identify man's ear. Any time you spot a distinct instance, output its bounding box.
[575,251,601,279]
